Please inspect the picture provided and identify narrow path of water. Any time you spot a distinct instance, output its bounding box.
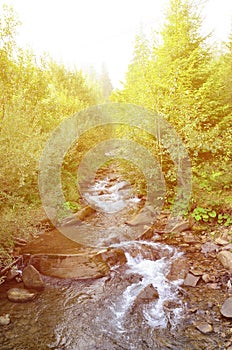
[0,170,227,349]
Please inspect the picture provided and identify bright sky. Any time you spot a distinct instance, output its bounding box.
[2,0,232,87]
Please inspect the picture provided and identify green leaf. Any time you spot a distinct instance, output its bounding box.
[209,210,217,218]
[194,214,202,221]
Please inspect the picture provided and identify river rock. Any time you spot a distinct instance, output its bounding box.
[0,314,10,325]
[7,288,37,302]
[202,273,211,283]
[170,221,190,233]
[61,206,96,226]
[136,284,159,303]
[6,267,21,281]
[217,251,232,271]
[221,297,232,318]
[183,273,200,287]
[215,237,229,245]
[195,322,213,334]
[167,257,189,281]
[22,265,45,290]
[125,206,156,226]
[29,250,110,279]
[182,232,198,243]
[201,242,219,255]
[101,248,126,267]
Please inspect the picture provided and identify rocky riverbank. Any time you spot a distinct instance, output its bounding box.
[0,164,232,349]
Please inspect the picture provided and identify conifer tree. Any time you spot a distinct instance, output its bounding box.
[99,63,113,102]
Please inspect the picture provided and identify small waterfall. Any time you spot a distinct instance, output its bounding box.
[109,241,184,332]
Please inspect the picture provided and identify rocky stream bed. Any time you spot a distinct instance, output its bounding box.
[0,167,232,349]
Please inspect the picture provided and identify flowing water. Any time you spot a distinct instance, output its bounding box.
[0,173,226,349]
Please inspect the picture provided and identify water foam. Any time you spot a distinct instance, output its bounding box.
[111,241,184,331]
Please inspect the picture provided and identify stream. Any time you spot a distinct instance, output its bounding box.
[0,170,229,349]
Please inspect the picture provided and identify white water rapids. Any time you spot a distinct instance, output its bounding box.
[82,176,184,331]
[110,241,184,332]
[84,178,140,213]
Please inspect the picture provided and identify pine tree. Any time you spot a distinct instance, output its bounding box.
[148,0,211,126]
[99,63,113,102]
[111,26,151,106]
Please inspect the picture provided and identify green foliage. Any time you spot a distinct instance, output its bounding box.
[192,207,232,226]
[0,3,105,263]
[0,0,232,266]
[192,207,216,222]
[63,201,81,212]
[217,214,232,227]
[111,0,232,215]
[0,4,102,202]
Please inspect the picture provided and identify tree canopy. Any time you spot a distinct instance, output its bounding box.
[112,0,232,213]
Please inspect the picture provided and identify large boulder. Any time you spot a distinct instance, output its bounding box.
[28,247,127,279]
[22,265,45,291]
[7,288,37,303]
[29,251,110,279]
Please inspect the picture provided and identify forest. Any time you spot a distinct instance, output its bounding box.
[0,0,232,269]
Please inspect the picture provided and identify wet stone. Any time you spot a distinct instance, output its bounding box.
[167,257,189,281]
[0,314,10,325]
[215,237,229,245]
[202,273,211,283]
[208,283,220,290]
[22,265,45,291]
[6,267,21,281]
[184,273,201,287]
[136,284,159,303]
[29,251,110,279]
[101,248,126,267]
[190,268,204,276]
[61,206,96,226]
[163,300,180,310]
[7,288,37,303]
